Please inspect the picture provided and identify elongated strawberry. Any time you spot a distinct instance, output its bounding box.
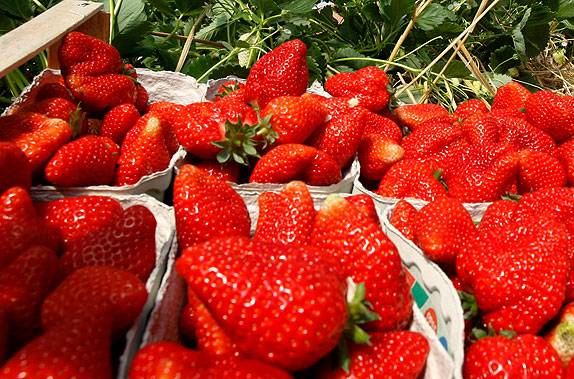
[491,81,531,112]
[464,334,564,379]
[254,181,315,246]
[196,161,240,183]
[65,73,137,113]
[174,164,250,250]
[42,266,147,336]
[135,83,149,113]
[454,99,489,120]
[394,103,450,131]
[176,236,348,371]
[358,135,404,181]
[320,331,429,379]
[59,31,122,76]
[325,66,390,112]
[376,160,447,201]
[244,39,308,108]
[250,144,342,186]
[526,90,574,142]
[390,200,418,240]
[346,195,380,225]
[561,139,574,186]
[260,95,327,144]
[516,149,567,193]
[100,103,140,144]
[546,302,574,367]
[311,195,413,331]
[45,135,120,187]
[0,142,31,192]
[116,115,171,186]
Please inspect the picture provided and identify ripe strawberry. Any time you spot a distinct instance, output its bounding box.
[115,115,171,186]
[460,112,499,144]
[516,150,567,193]
[358,135,404,181]
[546,302,574,367]
[394,103,450,131]
[65,73,137,113]
[254,181,315,246]
[35,82,73,102]
[60,205,156,281]
[401,117,461,160]
[135,83,149,113]
[526,90,574,142]
[478,200,518,236]
[311,195,413,331]
[320,331,429,379]
[260,95,327,144]
[320,95,360,119]
[463,334,564,379]
[363,112,402,142]
[389,200,418,240]
[376,160,447,201]
[176,236,347,371]
[244,39,308,108]
[496,116,557,156]
[25,97,79,123]
[147,101,186,154]
[214,79,246,102]
[308,107,366,167]
[196,161,240,183]
[174,164,250,250]
[45,135,120,187]
[250,144,342,186]
[413,198,478,270]
[454,99,489,120]
[325,66,390,112]
[58,32,122,76]
[0,313,113,379]
[0,142,31,192]
[0,246,59,347]
[42,266,147,335]
[491,81,531,112]
[100,103,140,144]
[346,194,380,226]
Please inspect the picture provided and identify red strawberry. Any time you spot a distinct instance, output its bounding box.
[250,144,342,186]
[376,160,447,201]
[45,135,120,187]
[135,83,149,113]
[401,117,461,160]
[526,90,574,142]
[491,81,531,112]
[244,39,308,108]
[215,79,246,102]
[389,200,418,240]
[0,246,59,347]
[260,95,327,144]
[308,107,366,167]
[320,331,429,379]
[463,334,564,379]
[0,313,113,379]
[394,103,450,131]
[546,302,574,367]
[454,99,489,120]
[460,112,499,144]
[176,236,347,371]
[253,181,316,246]
[413,198,478,270]
[65,73,137,113]
[325,66,390,112]
[358,135,404,181]
[478,200,518,236]
[35,82,73,102]
[363,112,402,142]
[25,97,79,123]
[58,32,122,76]
[100,103,140,144]
[516,149,567,193]
[147,101,185,154]
[174,164,250,250]
[496,116,557,156]
[311,195,413,331]
[196,161,240,183]
[42,266,147,335]
[320,95,360,119]
[115,115,171,186]
[560,139,574,186]
[0,310,7,363]
[0,142,31,192]
[346,194,380,226]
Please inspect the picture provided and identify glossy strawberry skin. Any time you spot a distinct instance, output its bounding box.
[0,142,31,193]
[454,99,489,120]
[363,112,402,142]
[325,66,390,112]
[560,139,574,186]
[491,81,531,112]
[394,103,450,131]
[358,135,404,181]
[146,102,185,155]
[35,82,73,102]
[401,117,461,160]
[346,194,380,226]
[516,150,567,193]
[478,200,518,237]
[390,200,418,241]
[26,97,78,122]
[174,164,250,250]
[135,84,149,114]
[376,160,447,202]
[66,73,137,113]
[244,39,308,108]
[100,103,140,144]
[526,90,574,142]
[58,32,122,76]
[196,161,240,183]
[45,135,120,187]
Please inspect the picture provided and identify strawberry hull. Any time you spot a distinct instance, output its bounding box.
[29,191,177,379]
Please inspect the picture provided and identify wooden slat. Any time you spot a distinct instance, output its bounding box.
[0,0,103,78]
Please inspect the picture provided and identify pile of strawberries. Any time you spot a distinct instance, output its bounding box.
[128,166,430,378]
[390,188,574,377]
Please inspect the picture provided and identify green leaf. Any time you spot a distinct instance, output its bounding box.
[279,0,315,14]
[147,0,175,16]
[558,0,574,19]
[175,0,204,14]
[521,5,552,57]
[113,0,152,53]
[416,4,456,32]
[0,0,33,19]
[380,0,415,25]
[0,13,17,34]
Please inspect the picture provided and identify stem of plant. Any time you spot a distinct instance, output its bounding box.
[331,57,420,73]
[108,0,115,43]
[197,48,240,82]
[32,0,47,12]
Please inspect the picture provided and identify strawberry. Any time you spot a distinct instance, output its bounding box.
[460,112,499,144]
[463,334,564,379]
[376,160,447,201]
[324,66,390,112]
[496,116,558,156]
[546,302,574,367]
[244,39,308,108]
[320,331,429,379]
[146,101,185,154]
[58,32,122,76]
[346,194,380,226]
[260,95,327,144]
[176,236,347,371]
[311,195,413,331]
[516,149,567,193]
[35,82,73,102]
[0,313,113,379]
[45,135,120,187]
[478,200,518,236]
[214,79,246,102]
[100,103,140,144]
[560,139,574,186]
[59,205,156,281]
[25,97,79,123]
[401,117,461,160]
[320,95,360,119]
[526,90,574,142]
[413,197,478,270]
[308,107,366,167]
[115,114,171,186]
[65,73,137,113]
[394,103,450,131]
[0,310,7,363]
[454,99,489,120]
[253,181,316,246]
[42,265,147,336]
[250,144,342,186]
[363,112,402,142]
[174,164,250,250]
[389,200,418,240]
[491,81,531,112]
[135,83,149,113]
[0,246,59,347]
[196,161,240,183]
[0,142,31,192]
[358,135,404,181]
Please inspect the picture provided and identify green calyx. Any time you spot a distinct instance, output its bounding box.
[434,169,449,192]
[501,192,522,202]
[458,291,479,321]
[471,325,516,341]
[215,82,241,98]
[68,103,86,137]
